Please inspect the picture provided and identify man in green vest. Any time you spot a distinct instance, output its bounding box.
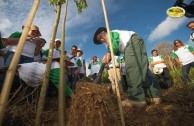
[93,27,161,108]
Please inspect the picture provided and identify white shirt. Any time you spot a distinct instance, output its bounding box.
[111,30,135,54]
[9,40,36,58]
[173,45,194,65]
[152,56,167,69]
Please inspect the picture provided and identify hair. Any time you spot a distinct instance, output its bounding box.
[151,49,158,55]
[92,56,97,59]
[173,39,185,51]
[187,20,194,27]
[71,45,77,49]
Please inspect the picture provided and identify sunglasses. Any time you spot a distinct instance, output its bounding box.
[174,41,180,45]
[71,48,77,50]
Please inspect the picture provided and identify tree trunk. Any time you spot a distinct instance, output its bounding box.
[35,4,62,126]
[0,0,40,124]
[58,0,68,125]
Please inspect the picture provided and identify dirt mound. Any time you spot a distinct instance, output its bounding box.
[3,82,194,125]
[67,82,120,126]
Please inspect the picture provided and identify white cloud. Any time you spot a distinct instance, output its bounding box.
[0,0,119,49]
[148,16,187,42]
[0,16,11,32]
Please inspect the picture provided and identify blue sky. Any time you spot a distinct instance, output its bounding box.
[0,0,193,75]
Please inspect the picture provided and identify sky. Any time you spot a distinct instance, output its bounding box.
[0,0,194,75]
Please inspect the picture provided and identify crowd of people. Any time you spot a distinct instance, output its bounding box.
[0,20,194,108]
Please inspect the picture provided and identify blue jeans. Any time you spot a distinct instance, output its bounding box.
[182,61,194,84]
[4,51,34,67]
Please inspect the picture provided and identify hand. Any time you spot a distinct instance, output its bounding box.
[2,38,8,47]
[74,70,79,75]
[179,64,183,68]
[34,38,45,48]
[0,50,5,57]
[102,54,109,64]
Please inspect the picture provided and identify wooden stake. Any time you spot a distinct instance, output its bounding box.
[101,0,125,125]
[35,3,62,126]
[0,0,40,125]
[58,0,68,125]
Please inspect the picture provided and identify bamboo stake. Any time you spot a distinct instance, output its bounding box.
[101,0,125,125]
[58,0,68,125]
[0,0,40,125]
[35,4,62,126]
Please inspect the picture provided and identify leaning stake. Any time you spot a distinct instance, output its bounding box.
[101,0,125,125]
[0,0,40,125]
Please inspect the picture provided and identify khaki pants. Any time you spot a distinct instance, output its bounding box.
[108,68,123,93]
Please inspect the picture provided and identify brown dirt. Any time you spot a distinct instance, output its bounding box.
[3,82,194,126]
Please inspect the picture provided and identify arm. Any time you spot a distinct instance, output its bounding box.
[172,52,183,68]
[2,38,20,46]
[175,58,183,68]
[119,63,122,71]
[74,58,82,75]
[102,53,111,64]
[150,59,164,65]
[187,45,194,55]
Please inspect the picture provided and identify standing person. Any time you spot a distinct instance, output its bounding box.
[93,27,160,107]
[76,48,86,79]
[3,25,42,66]
[149,49,173,89]
[67,45,82,91]
[107,55,123,93]
[34,38,46,61]
[172,39,194,84]
[187,20,194,42]
[88,56,102,80]
[119,56,128,92]
[42,39,61,59]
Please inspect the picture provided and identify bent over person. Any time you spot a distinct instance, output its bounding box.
[93,27,161,108]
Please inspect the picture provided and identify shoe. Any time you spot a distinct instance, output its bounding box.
[145,97,161,105]
[122,99,146,108]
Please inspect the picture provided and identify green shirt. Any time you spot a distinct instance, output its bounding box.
[50,68,72,96]
[107,32,120,56]
[9,31,22,38]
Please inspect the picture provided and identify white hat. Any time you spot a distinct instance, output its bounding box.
[77,48,83,56]
[153,67,163,74]
[55,39,61,43]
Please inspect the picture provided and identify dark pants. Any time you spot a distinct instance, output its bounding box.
[0,71,21,93]
[67,67,78,91]
[4,51,34,67]
[124,34,160,101]
[91,73,98,80]
[79,73,85,79]
[156,67,173,89]
[182,61,194,84]
[122,75,128,92]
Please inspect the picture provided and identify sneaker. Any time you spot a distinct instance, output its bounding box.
[145,97,161,105]
[122,99,146,108]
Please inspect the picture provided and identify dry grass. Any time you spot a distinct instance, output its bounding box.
[2,82,194,126]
